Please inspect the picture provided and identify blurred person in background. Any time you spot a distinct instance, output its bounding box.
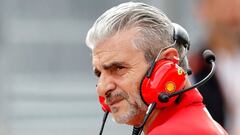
[191,0,240,134]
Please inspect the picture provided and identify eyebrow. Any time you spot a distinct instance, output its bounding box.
[102,61,128,70]
[93,61,128,77]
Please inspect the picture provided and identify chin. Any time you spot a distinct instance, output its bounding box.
[112,115,138,125]
[110,99,146,125]
[112,108,144,126]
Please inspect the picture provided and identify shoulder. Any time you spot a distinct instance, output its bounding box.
[148,122,227,135]
[148,107,228,135]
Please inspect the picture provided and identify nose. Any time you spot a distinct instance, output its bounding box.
[96,74,116,97]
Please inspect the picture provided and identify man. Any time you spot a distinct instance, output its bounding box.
[191,0,240,134]
[85,2,228,134]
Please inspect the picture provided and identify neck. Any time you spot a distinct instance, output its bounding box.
[143,109,161,134]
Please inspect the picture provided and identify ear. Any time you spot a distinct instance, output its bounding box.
[161,48,179,63]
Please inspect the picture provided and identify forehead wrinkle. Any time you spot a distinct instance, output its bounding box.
[92,50,121,72]
[92,48,146,72]
[92,28,145,70]
[93,50,119,64]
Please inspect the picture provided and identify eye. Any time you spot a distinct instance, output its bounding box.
[114,66,127,75]
[116,66,125,71]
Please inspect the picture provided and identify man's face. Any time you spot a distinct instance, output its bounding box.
[92,28,149,125]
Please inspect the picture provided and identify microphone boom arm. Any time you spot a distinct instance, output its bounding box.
[159,50,216,103]
[169,60,215,98]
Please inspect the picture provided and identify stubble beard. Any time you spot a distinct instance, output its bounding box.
[111,91,147,125]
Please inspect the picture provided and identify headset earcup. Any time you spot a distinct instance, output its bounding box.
[140,59,186,109]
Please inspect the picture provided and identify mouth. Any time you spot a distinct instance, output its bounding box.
[107,95,125,107]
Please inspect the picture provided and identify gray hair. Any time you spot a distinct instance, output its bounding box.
[86,2,189,70]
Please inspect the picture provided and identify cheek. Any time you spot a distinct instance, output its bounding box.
[118,64,148,101]
[119,78,139,93]
[119,76,143,102]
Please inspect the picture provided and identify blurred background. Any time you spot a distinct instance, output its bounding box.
[0,0,214,135]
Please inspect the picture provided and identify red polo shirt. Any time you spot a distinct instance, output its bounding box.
[147,89,228,135]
